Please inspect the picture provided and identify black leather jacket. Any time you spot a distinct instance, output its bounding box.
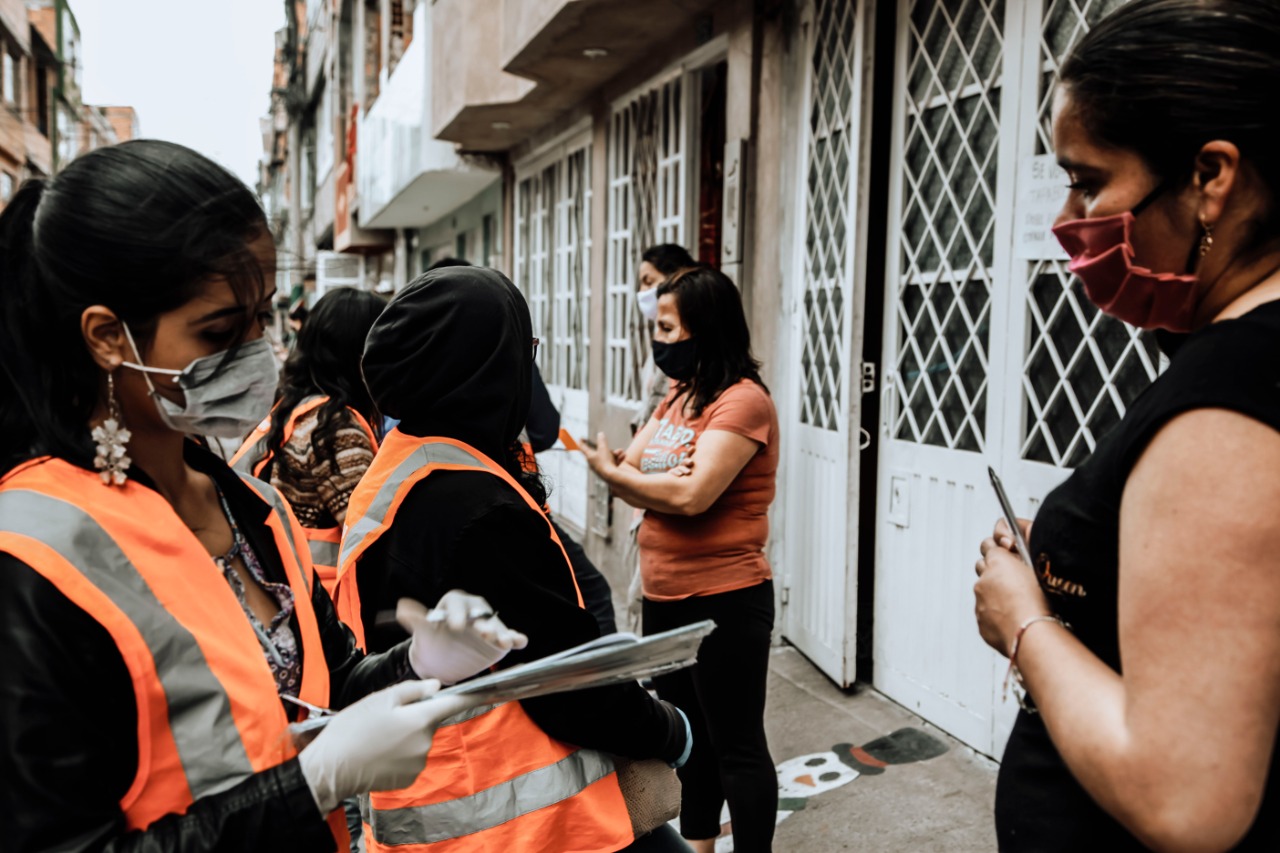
[0,446,412,852]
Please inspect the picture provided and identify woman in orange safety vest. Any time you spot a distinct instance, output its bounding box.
[231,287,385,596]
[0,141,523,852]
[335,265,694,852]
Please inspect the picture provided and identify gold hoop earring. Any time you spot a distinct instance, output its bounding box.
[92,371,133,486]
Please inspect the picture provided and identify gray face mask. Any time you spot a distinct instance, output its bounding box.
[121,325,279,439]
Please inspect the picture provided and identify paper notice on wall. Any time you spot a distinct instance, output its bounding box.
[1014,154,1070,261]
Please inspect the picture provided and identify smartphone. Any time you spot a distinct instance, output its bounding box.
[987,467,1034,567]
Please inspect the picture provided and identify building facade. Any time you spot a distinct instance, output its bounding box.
[258,0,502,320]
[265,0,1147,761]
[0,0,136,211]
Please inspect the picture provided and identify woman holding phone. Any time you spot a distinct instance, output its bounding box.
[974,1,1280,849]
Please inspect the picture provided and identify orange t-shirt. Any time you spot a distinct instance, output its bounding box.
[637,379,779,601]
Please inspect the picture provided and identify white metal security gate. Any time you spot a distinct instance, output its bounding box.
[514,134,593,529]
[779,0,869,687]
[873,0,1148,758]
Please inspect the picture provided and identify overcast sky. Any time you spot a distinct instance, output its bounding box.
[74,0,285,187]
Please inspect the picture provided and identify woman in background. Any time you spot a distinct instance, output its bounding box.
[231,287,384,595]
[584,265,779,853]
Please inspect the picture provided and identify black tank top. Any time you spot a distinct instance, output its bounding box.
[995,300,1280,850]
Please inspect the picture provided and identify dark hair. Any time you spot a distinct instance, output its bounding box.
[657,265,766,417]
[1060,0,1280,255]
[428,256,472,271]
[0,140,270,472]
[288,300,308,323]
[641,243,696,276]
[264,287,385,474]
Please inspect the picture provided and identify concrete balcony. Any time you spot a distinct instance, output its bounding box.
[0,0,30,52]
[433,0,720,151]
[357,2,497,229]
[304,1,330,100]
[334,155,393,252]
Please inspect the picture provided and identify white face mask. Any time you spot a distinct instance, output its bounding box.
[120,324,279,439]
[636,287,659,321]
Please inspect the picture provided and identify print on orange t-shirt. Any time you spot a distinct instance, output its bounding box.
[638,379,779,601]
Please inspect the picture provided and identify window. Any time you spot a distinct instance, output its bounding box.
[2,52,13,104]
[35,64,48,136]
[57,105,77,165]
[301,121,317,212]
[316,87,333,180]
[606,76,688,403]
[514,143,592,392]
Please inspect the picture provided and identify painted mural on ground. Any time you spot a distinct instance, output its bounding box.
[674,727,950,852]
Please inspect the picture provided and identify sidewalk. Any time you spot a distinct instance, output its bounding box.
[717,646,999,852]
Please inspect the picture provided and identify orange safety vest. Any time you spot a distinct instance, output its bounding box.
[231,395,380,597]
[0,457,350,848]
[332,431,633,853]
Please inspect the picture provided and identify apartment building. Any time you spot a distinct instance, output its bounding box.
[0,0,136,211]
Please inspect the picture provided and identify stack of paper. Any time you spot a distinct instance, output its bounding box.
[289,620,716,741]
[436,619,716,704]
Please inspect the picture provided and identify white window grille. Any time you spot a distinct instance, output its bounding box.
[798,0,859,431]
[1020,0,1152,467]
[514,142,592,391]
[606,76,688,404]
[552,148,591,390]
[891,0,1005,452]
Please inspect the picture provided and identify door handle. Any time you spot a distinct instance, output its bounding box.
[880,368,898,437]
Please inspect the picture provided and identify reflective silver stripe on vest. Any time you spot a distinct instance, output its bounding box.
[308,537,340,568]
[242,474,310,596]
[230,435,269,474]
[0,490,257,798]
[363,749,616,845]
[338,442,489,572]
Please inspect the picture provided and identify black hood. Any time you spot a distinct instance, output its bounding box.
[362,266,533,459]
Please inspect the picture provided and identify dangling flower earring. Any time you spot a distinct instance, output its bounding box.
[1199,215,1215,258]
[92,371,133,486]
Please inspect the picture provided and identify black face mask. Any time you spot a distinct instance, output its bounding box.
[652,338,697,381]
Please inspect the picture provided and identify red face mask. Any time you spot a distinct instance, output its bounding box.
[1051,183,1200,332]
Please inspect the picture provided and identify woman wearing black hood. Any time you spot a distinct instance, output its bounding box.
[331,266,693,853]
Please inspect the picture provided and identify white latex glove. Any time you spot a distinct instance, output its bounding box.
[297,679,471,814]
[400,593,529,684]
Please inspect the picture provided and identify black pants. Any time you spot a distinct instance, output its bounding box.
[552,518,618,635]
[643,581,776,851]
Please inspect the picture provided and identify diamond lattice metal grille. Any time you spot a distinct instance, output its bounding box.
[798,0,858,431]
[1020,0,1153,467]
[892,0,1004,451]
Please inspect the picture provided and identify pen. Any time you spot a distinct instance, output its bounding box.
[374,608,497,628]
